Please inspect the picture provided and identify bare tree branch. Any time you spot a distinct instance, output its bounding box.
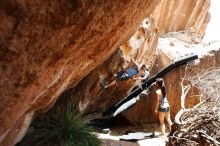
[169,67,220,146]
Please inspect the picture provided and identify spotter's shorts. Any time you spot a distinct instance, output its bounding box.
[159,107,170,112]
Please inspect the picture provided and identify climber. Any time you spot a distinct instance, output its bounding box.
[100,59,144,89]
[154,78,172,135]
[126,61,153,94]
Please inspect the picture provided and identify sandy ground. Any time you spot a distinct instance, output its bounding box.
[99,123,169,146]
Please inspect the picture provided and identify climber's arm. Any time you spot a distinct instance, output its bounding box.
[155,89,161,115]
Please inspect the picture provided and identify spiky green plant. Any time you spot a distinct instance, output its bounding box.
[17,103,101,146]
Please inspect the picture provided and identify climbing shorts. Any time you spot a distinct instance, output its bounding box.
[116,71,130,81]
[159,107,170,112]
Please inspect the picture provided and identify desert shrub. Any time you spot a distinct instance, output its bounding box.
[17,103,100,146]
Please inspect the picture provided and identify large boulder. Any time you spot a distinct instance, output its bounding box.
[0,0,161,145]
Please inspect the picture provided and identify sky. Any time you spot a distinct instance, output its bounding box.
[203,0,220,42]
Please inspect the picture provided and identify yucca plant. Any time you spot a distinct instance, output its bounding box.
[17,103,101,146]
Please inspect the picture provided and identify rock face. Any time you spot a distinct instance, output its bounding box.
[151,0,210,41]
[0,0,161,145]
